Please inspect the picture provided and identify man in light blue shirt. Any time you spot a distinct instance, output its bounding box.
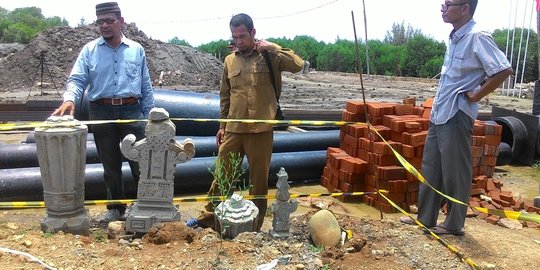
[53,2,154,223]
[402,0,512,235]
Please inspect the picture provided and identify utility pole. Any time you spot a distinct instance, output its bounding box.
[534,0,540,208]
[534,0,540,116]
[537,0,540,78]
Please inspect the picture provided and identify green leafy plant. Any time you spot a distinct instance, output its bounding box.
[209,152,249,262]
[308,244,324,253]
[93,230,108,243]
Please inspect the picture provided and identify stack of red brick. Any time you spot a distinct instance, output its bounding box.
[320,97,529,216]
[321,97,431,213]
[467,176,540,228]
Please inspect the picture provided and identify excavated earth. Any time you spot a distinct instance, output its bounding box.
[0,25,539,270]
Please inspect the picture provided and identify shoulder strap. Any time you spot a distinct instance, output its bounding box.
[262,51,279,103]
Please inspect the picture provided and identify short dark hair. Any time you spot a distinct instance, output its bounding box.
[230,13,254,32]
[468,0,477,16]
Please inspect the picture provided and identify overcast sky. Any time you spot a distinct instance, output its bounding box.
[1,0,536,46]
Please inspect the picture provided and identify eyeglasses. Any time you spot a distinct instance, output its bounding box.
[95,18,117,26]
[441,2,468,12]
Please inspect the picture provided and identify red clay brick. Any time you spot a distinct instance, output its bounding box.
[417,118,430,130]
[471,136,486,147]
[348,123,367,138]
[402,97,416,106]
[484,145,498,156]
[492,179,503,189]
[486,179,497,191]
[394,104,415,116]
[365,125,392,141]
[470,188,486,197]
[485,215,500,225]
[484,134,502,146]
[376,166,406,181]
[345,100,366,114]
[401,144,415,158]
[421,108,431,119]
[372,141,402,156]
[472,122,486,136]
[480,156,497,167]
[348,172,366,185]
[422,98,434,108]
[402,131,428,147]
[368,152,398,166]
[340,157,368,173]
[471,146,484,157]
[523,221,540,228]
[499,192,515,204]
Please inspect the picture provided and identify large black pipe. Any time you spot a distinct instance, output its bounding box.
[0,150,326,202]
[1,130,339,169]
[75,89,221,136]
[534,80,540,116]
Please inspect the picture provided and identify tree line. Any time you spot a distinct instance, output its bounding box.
[1,6,537,83]
[192,22,538,83]
[0,7,67,44]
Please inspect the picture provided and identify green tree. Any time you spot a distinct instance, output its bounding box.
[197,39,231,60]
[368,40,404,76]
[384,21,423,45]
[288,35,324,70]
[0,6,67,43]
[400,35,445,78]
[267,37,292,49]
[168,36,192,47]
[316,39,356,72]
[492,28,538,83]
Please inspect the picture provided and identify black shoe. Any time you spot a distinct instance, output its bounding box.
[99,209,125,223]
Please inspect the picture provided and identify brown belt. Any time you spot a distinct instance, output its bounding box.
[94,97,138,105]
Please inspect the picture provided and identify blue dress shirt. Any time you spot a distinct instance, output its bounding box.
[64,35,154,117]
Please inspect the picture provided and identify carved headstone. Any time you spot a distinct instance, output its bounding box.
[121,108,195,233]
[270,167,298,238]
[35,115,90,236]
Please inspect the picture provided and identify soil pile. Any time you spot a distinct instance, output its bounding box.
[0,24,223,93]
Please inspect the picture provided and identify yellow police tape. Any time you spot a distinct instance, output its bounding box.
[0,119,144,131]
[0,118,358,132]
[0,191,375,209]
[378,192,480,270]
[368,123,540,224]
[1,117,539,224]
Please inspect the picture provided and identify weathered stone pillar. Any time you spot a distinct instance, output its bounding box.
[35,115,89,236]
[121,108,195,233]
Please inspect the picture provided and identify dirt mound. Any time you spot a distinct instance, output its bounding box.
[0,24,222,92]
[145,222,198,245]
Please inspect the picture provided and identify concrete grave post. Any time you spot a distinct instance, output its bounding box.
[121,108,195,233]
[270,167,298,238]
[35,115,90,236]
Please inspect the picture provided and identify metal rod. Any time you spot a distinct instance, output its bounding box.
[351,10,383,220]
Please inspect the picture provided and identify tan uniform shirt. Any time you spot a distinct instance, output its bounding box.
[220,44,304,133]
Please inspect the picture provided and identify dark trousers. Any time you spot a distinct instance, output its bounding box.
[417,110,473,231]
[89,102,145,211]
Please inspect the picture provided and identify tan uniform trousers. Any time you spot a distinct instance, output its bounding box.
[197,131,273,231]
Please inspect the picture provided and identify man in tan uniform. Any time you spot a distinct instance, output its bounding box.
[188,13,305,231]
